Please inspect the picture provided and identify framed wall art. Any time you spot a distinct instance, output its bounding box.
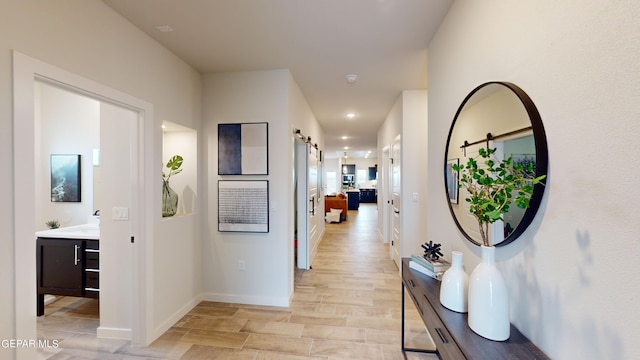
[218,180,269,233]
[51,154,81,202]
[218,122,268,175]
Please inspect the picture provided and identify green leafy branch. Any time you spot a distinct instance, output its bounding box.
[162,155,183,182]
[452,147,545,247]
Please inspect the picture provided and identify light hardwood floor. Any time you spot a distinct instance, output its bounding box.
[37,203,437,359]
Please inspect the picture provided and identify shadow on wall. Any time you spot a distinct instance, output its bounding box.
[503,230,623,359]
[181,186,196,214]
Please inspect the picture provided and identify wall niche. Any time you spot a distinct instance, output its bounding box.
[162,121,198,217]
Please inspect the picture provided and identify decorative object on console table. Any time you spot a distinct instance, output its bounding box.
[421,240,444,261]
[162,155,183,217]
[408,241,451,280]
[468,245,510,341]
[410,254,450,274]
[440,251,468,313]
[410,241,450,280]
[409,260,444,280]
[401,258,550,359]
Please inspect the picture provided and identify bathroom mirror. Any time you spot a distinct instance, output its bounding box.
[444,82,548,246]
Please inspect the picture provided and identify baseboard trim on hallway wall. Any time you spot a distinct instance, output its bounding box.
[202,292,290,307]
[376,227,386,243]
[151,294,203,342]
[97,326,132,340]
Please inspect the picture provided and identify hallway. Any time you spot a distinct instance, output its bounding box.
[37,203,437,359]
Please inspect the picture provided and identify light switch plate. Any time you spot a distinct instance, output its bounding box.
[112,207,129,221]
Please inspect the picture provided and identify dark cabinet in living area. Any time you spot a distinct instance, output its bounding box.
[360,188,377,203]
[347,191,360,210]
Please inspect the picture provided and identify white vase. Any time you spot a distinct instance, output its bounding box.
[439,251,468,313]
[468,246,510,341]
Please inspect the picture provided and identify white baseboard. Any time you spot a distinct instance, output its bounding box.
[151,294,203,342]
[202,292,290,307]
[377,227,387,243]
[97,326,132,340]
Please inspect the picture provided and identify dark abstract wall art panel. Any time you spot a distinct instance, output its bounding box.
[218,122,268,175]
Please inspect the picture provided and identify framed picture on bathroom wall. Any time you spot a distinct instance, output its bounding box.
[50,154,81,202]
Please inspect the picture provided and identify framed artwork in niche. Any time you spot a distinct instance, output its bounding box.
[51,154,81,202]
[446,158,459,204]
[218,180,269,233]
[218,122,268,175]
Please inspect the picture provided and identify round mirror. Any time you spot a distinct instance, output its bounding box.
[444,82,548,246]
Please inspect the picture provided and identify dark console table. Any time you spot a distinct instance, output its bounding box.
[401,258,549,359]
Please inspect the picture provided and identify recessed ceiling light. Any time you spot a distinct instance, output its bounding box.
[345,74,357,84]
[156,25,174,33]
[344,146,349,150]
[341,136,348,140]
[346,113,356,119]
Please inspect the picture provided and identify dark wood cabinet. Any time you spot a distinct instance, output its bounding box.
[36,237,100,315]
[346,191,360,210]
[401,258,549,359]
[359,188,377,203]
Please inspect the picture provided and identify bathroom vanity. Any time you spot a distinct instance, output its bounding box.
[35,224,100,316]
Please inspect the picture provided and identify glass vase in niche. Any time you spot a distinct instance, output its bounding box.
[162,179,178,217]
[440,251,468,313]
[162,155,183,218]
[468,245,510,341]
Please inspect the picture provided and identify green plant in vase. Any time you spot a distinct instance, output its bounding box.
[162,155,183,217]
[452,147,546,247]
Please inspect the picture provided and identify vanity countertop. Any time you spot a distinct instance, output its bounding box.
[35,224,99,240]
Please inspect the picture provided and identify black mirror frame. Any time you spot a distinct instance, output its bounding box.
[444,82,549,247]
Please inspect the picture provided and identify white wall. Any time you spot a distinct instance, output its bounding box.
[288,72,326,274]
[2,0,203,354]
[376,91,429,257]
[35,82,100,230]
[400,90,428,257]
[377,95,402,242]
[202,69,323,306]
[426,1,640,359]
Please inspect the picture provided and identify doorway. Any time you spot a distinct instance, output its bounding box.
[390,136,401,268]
[13,52,153,354]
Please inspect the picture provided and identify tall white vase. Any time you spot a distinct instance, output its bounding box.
[439,251,468,313]
[468,246,510,341]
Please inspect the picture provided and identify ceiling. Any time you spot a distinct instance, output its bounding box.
[103,0,453,159]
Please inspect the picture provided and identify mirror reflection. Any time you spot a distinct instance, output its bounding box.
[445,82,548,246]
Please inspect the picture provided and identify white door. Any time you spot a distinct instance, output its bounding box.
[295,141,309,269]
[391,136,401,268]
[308,145,320,266]
[98,102,136,337]
[295,141,319,270]
[381,146,390,244]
